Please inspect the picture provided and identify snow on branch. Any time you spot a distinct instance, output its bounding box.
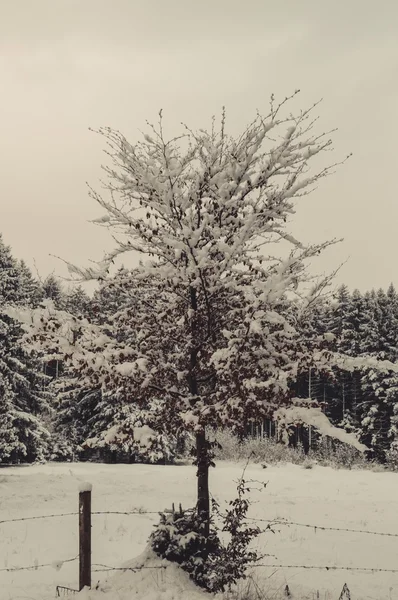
[274,405,367,452]
[60,94,350,285]
[314,350,398,374]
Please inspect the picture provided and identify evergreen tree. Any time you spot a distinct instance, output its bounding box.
[49,272,128,459]
[330,285,352,347]
[359,367,398,462]
[64,285,92,319]
[384,284,398,361]
[91,267,130,326]
[359,291,379,354]
[49,373,102,460]
[18,260,44,308]
[0,378,22,460]
[356,287,398,459]
[340,289,364,357]
[0,234,22,304]
[42,274,65,309]
[375,288,391,359]
[0,235,51,463]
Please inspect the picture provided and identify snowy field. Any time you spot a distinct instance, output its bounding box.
[1,461,398,600]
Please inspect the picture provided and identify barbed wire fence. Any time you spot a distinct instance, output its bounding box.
[2,498,398,597]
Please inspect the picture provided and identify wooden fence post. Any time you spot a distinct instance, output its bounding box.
[79,484,92,590]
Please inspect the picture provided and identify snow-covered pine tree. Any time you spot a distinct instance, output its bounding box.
[289,282,398,459]
[382,284,398,362]
[330,285,352,349]
[40,274,66,383]
[293,297,336,413]
[48,270,177,463]
[386,285,398,452]
[359,291,380,355]
[48,284,94,460]
[316,287,363,435]
[0,236,51,463]
[7,97,355,533]
[359,366,398,462]
[64,284,91,319]
[0,378,22,460]
[352,289,380,451]
[42,274,65,309]
[0,234,22,304]
[51,269,134,460]
[356,286,398,460]
[49,373,102,461]
[18,260,44,307]
[91,266,130,326]
[337,289,365,430]
[82,268,185,462]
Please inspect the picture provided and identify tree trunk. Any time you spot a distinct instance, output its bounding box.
[196,429,210,537]
[189,285,210,537]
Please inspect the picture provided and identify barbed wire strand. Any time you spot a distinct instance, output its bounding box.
[4,558,396,576]
[0,512,77,525]
[0,555,78,573]
[92,511,161,516]
[252,563,398,573]
[92,563,168,573]
[2,511,398,543]
[91,562,398,575]
[0,510,162,525]
[245,516,398,538]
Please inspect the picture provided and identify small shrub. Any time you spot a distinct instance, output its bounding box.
[150,467,265,593]
[150,506,221,589]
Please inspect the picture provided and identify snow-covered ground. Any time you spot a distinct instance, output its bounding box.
[1,461,397,600]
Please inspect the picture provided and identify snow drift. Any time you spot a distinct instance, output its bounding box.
[78,546,215,600]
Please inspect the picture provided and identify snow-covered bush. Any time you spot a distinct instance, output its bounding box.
[150,473,263,593]
[150,507,221,591]
[84,420,177,465]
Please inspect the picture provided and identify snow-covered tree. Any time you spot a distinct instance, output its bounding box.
[0,234,22,304]
[64,285,91,319]
[377,286,398,362]
[49,374,101,461]
[91,266,130,325]
[359,290,380,355]
[0,236,51,463]
[18,260,44,307]
[7,96,356,531]
[350,286,398,459]
[42,274,65,309]
[358,367,398,462]
[330,285,352,349]
[0,378,22,460]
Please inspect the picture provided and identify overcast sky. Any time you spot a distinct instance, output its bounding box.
[1,0,397,294]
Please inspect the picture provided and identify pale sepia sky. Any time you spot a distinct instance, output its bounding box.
[1,0,397,293]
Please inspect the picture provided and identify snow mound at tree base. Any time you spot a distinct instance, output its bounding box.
[78,546,217,600]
